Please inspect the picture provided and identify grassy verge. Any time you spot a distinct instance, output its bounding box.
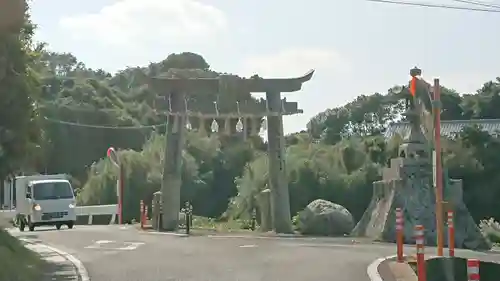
[190,216,255,233]
[0,228,45,281]
[141,216,257,234]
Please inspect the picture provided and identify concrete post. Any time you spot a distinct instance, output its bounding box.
[256,189,272,231]
[2,179,12,209]
[161,91,186,231]
[2,180,7,208]
[265,91,293,233]
[243,117,248,141]
[152,191,162,230]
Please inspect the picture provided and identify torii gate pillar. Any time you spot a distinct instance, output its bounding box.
[266,91,292,233]
[162,91,186,231]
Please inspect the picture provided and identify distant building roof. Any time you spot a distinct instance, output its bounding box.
[384,119,500,139]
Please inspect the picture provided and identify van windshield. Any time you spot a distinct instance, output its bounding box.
[33,182,74,200]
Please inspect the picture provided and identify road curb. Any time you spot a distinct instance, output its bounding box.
[206,234,295,239]
[20,238,90,281]
[205,234,328,239]
[367,255,397,281]
[139,230,188,237]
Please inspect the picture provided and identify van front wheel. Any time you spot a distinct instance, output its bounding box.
[67,222,74,229]
[56,224,62,230]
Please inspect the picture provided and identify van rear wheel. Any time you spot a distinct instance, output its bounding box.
[67,222,74,229]
[27,216,35,232]
[56,224,62,230]
[18,219,25,232]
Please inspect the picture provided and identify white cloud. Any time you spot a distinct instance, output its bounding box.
[58,0,227,48]
[240,47,351,78]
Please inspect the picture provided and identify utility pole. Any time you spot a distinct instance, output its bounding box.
[409,67,444,255]
[433,78,444,256]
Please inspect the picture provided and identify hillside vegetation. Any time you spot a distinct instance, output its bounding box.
[42,47,500,225]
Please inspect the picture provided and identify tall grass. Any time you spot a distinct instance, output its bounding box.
[0,228,45,281]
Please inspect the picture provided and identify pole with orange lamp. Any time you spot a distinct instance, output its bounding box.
[409,68,444,256]
[433,78,444,256]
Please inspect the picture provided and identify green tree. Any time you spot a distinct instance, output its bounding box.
[307,93,402,144]
[228,139,380,221]
[0,2,41,180]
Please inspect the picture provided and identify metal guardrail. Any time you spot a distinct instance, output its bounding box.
[0,204,118,224]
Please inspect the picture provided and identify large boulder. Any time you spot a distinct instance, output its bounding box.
[297,199,354,236]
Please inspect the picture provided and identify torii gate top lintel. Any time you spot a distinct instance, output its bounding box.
[149,69,315,94]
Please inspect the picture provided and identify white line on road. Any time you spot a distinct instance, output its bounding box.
[239,244,258,248]
[118,242,145,250]
[366,255,396,281]
[20,238,90,281]
[95,240,114,244]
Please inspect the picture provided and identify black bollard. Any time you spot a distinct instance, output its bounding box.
[157,203,163,231]
[189,205,193,228]
[184,201,192,235]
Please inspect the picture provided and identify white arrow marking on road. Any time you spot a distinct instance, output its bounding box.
[85,240,144,250]
[117,242,145,250]
[95,240,113,244]
[85,240,112,249]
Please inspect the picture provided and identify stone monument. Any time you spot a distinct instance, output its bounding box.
[351,69,490,250]
[149,69,314,233]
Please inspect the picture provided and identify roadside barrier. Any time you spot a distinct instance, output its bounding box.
[415,225,426,281]
[140,200,145,229]
[447,211,455,257]
[1,205,118,225]
[396,208,404,262]
[467,259,480,281]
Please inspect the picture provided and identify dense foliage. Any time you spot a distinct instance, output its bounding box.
[46,53,500,224]
[0,2,41,181]
[3,2,500,225]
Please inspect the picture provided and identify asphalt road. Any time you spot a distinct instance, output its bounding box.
[10,225,500,281]
[9,225,396,281]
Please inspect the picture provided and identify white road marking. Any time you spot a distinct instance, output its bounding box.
[20,238,90,281]
[85,240,145,250]
[239,244,257,248]
[118,242,145,250]
[95,240,113,244]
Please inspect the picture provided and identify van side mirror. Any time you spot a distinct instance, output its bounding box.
[26,192,31,199]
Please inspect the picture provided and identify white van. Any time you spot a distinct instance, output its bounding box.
[14,174,77,231]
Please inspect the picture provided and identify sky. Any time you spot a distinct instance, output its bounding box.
[30,0,500,134]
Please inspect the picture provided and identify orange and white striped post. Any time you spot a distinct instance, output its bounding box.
[144,205,149,221]
[447,211,455,257]
[467,259,480,281]
[396,208,404,262]
[140,200,145,229]
[415,225,426,281]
